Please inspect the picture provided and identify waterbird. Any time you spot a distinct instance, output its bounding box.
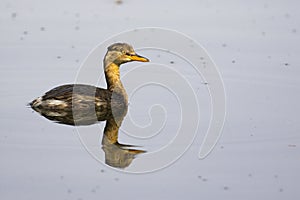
[30,43,149,124]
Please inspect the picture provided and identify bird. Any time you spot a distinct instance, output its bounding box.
[29,43,149,125]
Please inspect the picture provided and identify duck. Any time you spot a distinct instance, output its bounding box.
[30,43,149,124]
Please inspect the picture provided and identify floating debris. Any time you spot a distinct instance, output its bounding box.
[223,186,229,190]
[222,43,227,47]
[232,60,236,63]
[284,13,290,19]
[170,61,174,64]
[75,26,80,30]
[57,56,62,59]
[288,144,296,147]
[40,27,45,31]
[11,12,17,19]
[23,31,28,35]
[115,0,123,5]
[284,63,289,66]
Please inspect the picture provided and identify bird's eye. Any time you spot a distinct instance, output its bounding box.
[122,50,126,54]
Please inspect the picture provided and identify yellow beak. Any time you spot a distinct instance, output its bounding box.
[129,54,149,62]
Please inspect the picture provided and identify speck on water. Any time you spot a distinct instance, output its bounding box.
[223,186,229,190]
[11,12,17,19]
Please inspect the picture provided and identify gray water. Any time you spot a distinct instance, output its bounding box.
[1,0,300,199]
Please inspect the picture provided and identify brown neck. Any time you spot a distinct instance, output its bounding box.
[105,63,121,90]
[102,117,119,144]
[104,62,128,104]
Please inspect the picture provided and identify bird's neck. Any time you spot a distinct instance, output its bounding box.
[104,62,128,103]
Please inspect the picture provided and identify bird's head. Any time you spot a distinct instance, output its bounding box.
[104,43,149,66]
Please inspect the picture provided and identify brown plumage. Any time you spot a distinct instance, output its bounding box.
[30,43,149,125]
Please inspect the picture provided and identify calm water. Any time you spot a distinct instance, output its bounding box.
[1,1,300,200]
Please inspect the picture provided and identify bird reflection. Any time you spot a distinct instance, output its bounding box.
[31,97,145,169]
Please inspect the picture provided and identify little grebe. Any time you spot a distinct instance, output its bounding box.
[30,43,149,123]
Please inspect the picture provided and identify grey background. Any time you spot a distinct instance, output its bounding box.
[1,0,299,200]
